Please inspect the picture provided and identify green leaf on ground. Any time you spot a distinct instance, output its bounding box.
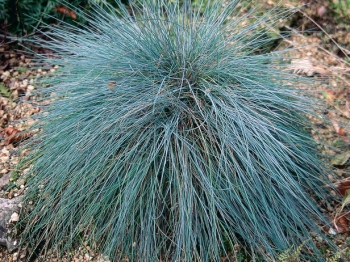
[331,151,350,166]
[0,83,11,98]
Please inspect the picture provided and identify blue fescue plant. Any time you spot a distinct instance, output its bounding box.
[18,0,334,261]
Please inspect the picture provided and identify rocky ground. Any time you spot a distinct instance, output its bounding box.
[0,2,350,262]
[0,46,111,262]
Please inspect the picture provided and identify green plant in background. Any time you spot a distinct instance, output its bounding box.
[0,0,121,36]
[18,0,334,261]
[332,0,350,18]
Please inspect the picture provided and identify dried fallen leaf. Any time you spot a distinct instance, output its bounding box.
[338,128,346,136]
[333,215,350,234]
[324,89,336,102]
[330,119,346,136]
[108,81,116,88]
[338,181,350,197]
[54,5,77,19]
[3,127,30,145]
[290,58,327,76]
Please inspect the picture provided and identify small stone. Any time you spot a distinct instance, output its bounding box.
[12,90,18,99]
[26,119,35,127]
[37,68,42,73]
[15,178,26,187]
[9,58,17,66]
[0,156,9,162]
[50,68,56,73]
[20,149,29,157]
[12,252,18,261]
[328,227,337,235]
[1,148,10,156]
[85,253,92,261]
[27,85,35,91]
[317,6,327,17]
[19,82,28,89]
[0,172,11,188]
[1,71,10,80]
[1,99,8,106]
[54,65,59,69]
[10,212,19,222]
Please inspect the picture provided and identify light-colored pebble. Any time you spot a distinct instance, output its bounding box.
[85,253,93,261]
[2,148,10,155]
[12,90,18,99]
[1,71,10,79]
[328,227,337,235]
[12,252,18,261]
[20,82,28,89]
[0,156,10,162]
[10,212,19,222]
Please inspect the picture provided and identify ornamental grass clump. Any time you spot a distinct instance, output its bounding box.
[19,0,333,261]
